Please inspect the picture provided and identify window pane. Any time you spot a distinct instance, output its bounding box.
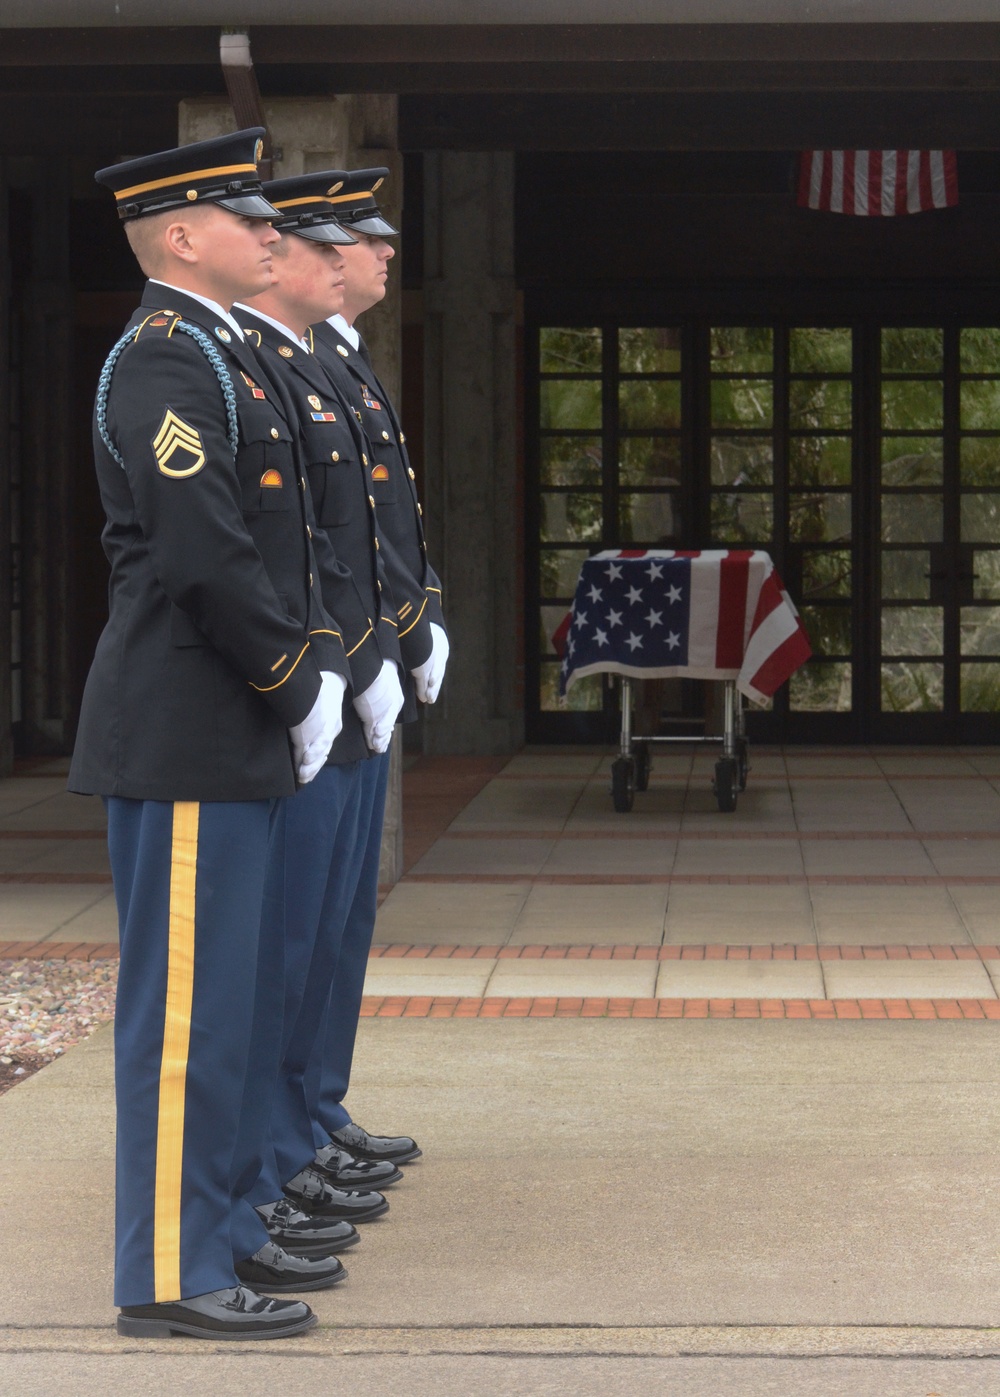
[540,492,602,543]
[881,327,943,374]
[618,437,682,487]
[710,326,773,373]
[881,436,944,486]
[710,492,773,544]
[881,662,944,711]
[789,661,852,712]
[540,605,571,655]
[881,494,943,543]
[710,436,773,487]
[540,379,601,430]
[540,327,601,374]
[540,436,602,486]
[618,379,682,430]
[961,662,1000,711]
[619,492,682,544]
[881,550,931,601]
[789,492,851,543]
[802,549,852,599]
[788,379,852,431]
[960,494,1000,544]
[710,380,773,429]
[960,606,1000,657]
[540,665,603,712]
[961,381,1000,431]
[618,327,682,374]
[880,380,943,431]
[973,550,1000,600]
[881,606,944,657]
[960,328,1000,374]
[960,437,1000,486]
[789,327,852,374]
[789,435,851,487]
[799,605,851,656]
[540,548,588,598]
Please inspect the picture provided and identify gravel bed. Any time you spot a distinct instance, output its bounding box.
[0,958,118,1095]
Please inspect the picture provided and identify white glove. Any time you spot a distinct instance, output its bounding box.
[411,623,449,704]
[353,658,404,754]
[290,671,346,784]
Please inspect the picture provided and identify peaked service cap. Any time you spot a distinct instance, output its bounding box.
[261,171,359,244]
[95,127,279,223]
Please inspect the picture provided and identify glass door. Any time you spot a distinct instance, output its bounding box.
[875,326,1000,738]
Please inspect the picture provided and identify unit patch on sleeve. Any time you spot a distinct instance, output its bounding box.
[360,386,382,410]
[260,469,283,488]
[153,409,206,478]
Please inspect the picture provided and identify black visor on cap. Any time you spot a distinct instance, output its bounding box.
[216,192,282,220]
[292,220,358,245]
[342,213,399,237]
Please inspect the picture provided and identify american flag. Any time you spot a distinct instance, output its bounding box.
[558,550,811,705]
[798,150,958,216]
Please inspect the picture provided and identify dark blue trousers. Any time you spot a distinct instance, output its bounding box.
[247,761,363,1204]
[107,797,274,1307]
[307,748,391,1143]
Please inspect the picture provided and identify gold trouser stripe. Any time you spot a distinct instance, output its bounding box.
[153,801,200,1302]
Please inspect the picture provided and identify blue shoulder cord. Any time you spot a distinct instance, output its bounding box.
[96,319,240,468]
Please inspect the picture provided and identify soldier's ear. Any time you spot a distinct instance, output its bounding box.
[163,217,200,266]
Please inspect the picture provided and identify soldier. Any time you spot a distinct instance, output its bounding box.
[231,171,407,1224]
[71,129,357,1340]
[307,168,448,1167]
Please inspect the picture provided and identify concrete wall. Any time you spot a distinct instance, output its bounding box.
[422,151,522,756]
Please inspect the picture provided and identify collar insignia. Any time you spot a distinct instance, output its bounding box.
[214,326,232,343]
[279,345,294,358]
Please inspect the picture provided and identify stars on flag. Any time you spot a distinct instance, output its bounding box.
[587,583,603,603]
[573,610,588,630]
[667,583,683,604]
[626,585,643,606]
[606,562,623,580]
[626,632,643,652]
[646,609,662,629]
[594,627,609,647]
[666,631,681,650]
[607,608,623,628]
[647,561,664,579]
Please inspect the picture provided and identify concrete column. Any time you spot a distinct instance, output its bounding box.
[179,95,405,886]
[422,151,523,755]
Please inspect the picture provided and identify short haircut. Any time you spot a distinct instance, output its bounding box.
[123,204,216,276]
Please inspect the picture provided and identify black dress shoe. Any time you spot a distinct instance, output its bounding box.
[235,1241,346,1293]
[313,1142,403,1189]
[283,1165,389,1222]
[256,1198,360,1255]
[329,1121,422,1165]
[117,1285,315,1340]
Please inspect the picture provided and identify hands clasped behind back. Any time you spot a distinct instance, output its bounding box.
[411,622,449,704]
[353,659,404,753]
[290,671,347,784]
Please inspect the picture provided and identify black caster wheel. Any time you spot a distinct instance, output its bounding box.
[611,756,636,813]
[633,743,651,792]
[735,737,749,793]
[713,757,739,813]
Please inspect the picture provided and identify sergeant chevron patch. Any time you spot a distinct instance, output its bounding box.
[153,409,205,478]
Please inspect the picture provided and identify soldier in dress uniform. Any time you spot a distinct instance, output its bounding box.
[229,171,409,1223]
[70,129,360,1340]
[306,168,449,1168]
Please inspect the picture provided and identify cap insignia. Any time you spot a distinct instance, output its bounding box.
[371,176,385,192]
[327,181,344,195]
[255,139,264,164]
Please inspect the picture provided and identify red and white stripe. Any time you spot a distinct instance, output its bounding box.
[798,150,958,216]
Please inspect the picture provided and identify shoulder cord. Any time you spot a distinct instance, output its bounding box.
[96,319,239,468]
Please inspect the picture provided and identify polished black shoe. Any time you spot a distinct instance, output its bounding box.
[313,1142,402,1189]
[117,1285,315,1340]
[329,1121,422,1165]
[235,1241,346,1293]
[256,1198,360,1255]
[283,1165,389,1221]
